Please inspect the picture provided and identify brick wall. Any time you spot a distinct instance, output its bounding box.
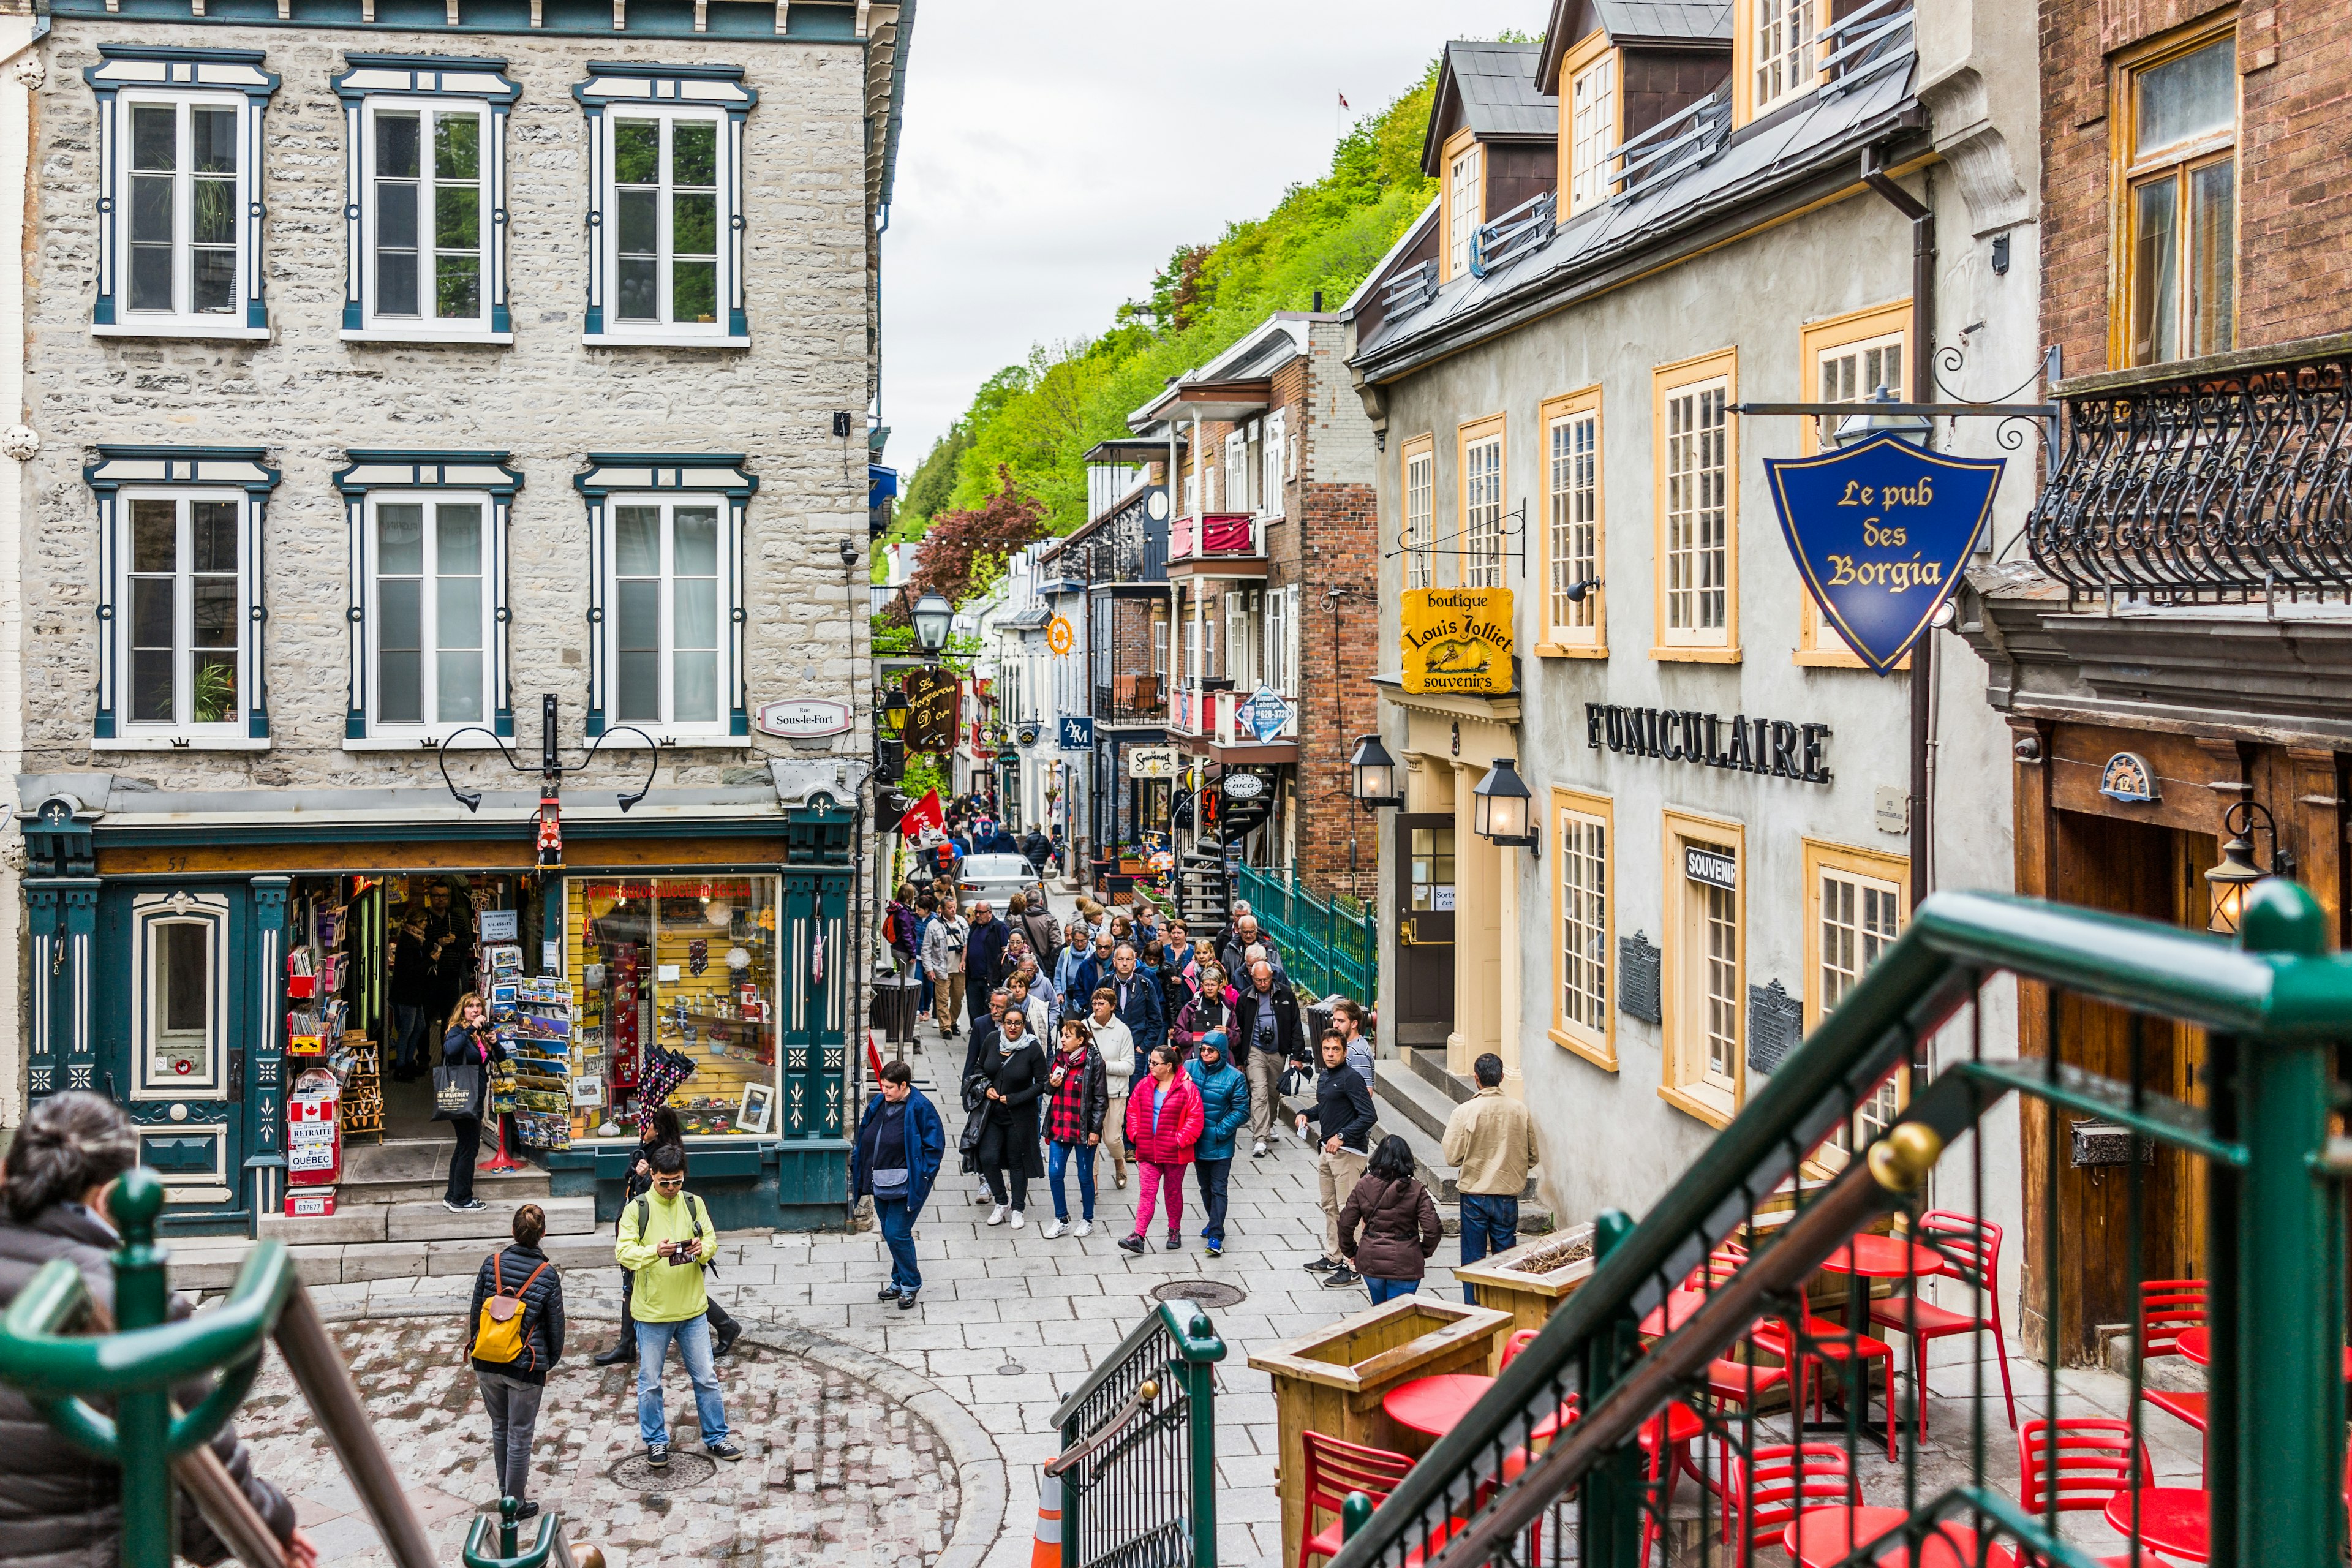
[2041,0,2352,376]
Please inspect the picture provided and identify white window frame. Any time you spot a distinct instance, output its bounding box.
[1814,329,1906,448]
[1664,812,1744,1127]
[1447,140,1483,279]
[86,48,277,341]
[1752,0,1819,118]
[130,892,232,1102]
[1265,587,1291,699]
[1462,425,1505,590]
[601,496,739,742]
[1553,793,1612,1066]
[1569,53,1619,212]
[1262,409,1287,519]
[352,96,502,341]
[577,63,755,349]
[1403,439,1434,590]
[116,489,251,745]
[1224,432,1250,514]
[1545,399,1602,646]
[364,492,498,737]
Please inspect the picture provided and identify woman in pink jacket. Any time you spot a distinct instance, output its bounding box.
[1117,1045,1205,1255]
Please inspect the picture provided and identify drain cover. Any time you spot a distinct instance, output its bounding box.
[608,1450,719,1491]
[1153,1279,1245,1308]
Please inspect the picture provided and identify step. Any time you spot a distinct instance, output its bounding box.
[170,1226,777,1295]
[330,1170,553,1205]
[1291,1074,1551,1221]
[1373,1058,1458,1142]
[258,1193,595,1244]
[1405,1046,1478,1106]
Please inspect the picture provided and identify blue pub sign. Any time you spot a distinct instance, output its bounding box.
[1763,432,2004,675]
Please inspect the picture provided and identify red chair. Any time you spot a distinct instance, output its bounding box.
[1722,1444,1858,1559]
[1500,1328,1541,1370]
[2016,1419,2171,1568]
[1867,1210,2019,1437]
[1755,1314,1902,1462]
[2138,1280,2209,1445]
[1298,1433,1414,1568]
[1637,1402,1715,1565]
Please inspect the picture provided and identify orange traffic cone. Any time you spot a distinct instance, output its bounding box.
[1030,1474,1063,1568]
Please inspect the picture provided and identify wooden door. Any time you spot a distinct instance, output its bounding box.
[1393,813,1456,1047]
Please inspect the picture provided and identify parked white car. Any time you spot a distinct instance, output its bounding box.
[959,853,1048,913]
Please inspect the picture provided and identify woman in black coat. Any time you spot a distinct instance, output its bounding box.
[967,1006,1049,1226]
[439,990,497,1213]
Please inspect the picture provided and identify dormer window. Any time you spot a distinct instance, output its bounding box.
[1751,0,1818,118]
[1561,32,1621,214]
[1446,132,1483,279]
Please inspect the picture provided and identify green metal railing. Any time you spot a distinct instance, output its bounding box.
[1237,862,1377,1002]
[1048,1302,1226,1568]
[1330,880,2351,1568]
[0,1167,592,1568]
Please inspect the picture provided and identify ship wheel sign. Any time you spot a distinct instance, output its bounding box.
[1046,616,1075,657]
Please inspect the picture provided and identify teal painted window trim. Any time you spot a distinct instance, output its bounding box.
[573,66,756,344]
[332,451,526,741]
[84,446,282,743]
[84,47,281,334]
[331,55,521,337]
[46,0,861,42]
[573,454,757,738]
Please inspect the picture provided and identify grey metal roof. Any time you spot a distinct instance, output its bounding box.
[1593,0,1731,42]
[1422,42,1553,174]
[1366,54,1918,377]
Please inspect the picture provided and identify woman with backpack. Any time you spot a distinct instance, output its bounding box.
[467,1204,567,1520]
[1338,1134,1444,1304]
[589,1109,741,1366]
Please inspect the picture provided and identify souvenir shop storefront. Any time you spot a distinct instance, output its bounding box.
[17,777,858,1237]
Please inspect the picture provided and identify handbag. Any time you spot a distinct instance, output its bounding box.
[432,1060,483,1121]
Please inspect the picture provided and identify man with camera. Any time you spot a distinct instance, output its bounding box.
[614,1145,741,1468]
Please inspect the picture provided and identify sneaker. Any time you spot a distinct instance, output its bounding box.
[878,1283,907,1301]
[1253,1140,1270,1158]
[1041,1219,1066,1239]
[1114,1170,1127,1189]
[706,1441,744,1462]
[1304,1257,1338,1274]
[974,1188,994,1205]
[646,1442,669,1470]
[897,1290,920,1310]
[1164,1234,1182,1251]
[443,1198,487,1213]
[986,1204,1009,1226]
[1072,1219,1093,1238]
[1116,1234,1147,1255]
[1010,1210,1025,1230]
[513,1501,541,1522]
[1322,1267,1361,1289]
[1203,1242,1223,1258]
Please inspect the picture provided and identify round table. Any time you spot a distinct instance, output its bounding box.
[1383,1374,1576,1444]
[1820,1234,1948,1280]
[1638,1287,1709,1338]
[1785,1507,1979,1568]
[2175,1325,2352,1379]
[2103,1488,2209,1563]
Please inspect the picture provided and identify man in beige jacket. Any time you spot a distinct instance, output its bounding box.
[1440,1054,1540,1302]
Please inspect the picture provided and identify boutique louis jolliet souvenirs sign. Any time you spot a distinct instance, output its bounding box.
[1401,587,1515,697]
[1764,432,2003,675]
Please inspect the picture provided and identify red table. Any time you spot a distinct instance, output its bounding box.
[1785,1507,1980,1567]
[2175,1325,2352,1379]
[1820,1234,1948,1280]
[1638,1287,1709,1338]
[1382,1374,1575,1442]
[2104,1488,2209,1562]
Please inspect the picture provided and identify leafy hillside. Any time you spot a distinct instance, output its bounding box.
[894,51,1471,570]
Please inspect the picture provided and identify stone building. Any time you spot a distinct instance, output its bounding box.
[8,0,911,1235]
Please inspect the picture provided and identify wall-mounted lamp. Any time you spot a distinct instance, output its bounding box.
[881,686,909,735]
[911,592,954,656]
[1558,576,1602,605]
[2206,800,2296,935]
[1350,733,1406,812]
[1472,756,1539,858]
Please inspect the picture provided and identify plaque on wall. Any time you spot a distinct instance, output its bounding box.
[1618,932,1662,1025]
[1746,979,1804,1076]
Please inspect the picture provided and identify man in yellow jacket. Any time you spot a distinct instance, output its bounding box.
[616,1145,741,1467]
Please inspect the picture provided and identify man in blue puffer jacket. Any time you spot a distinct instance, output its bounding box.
[1184,1031,1251,1258]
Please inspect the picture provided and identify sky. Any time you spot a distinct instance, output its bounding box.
[878,0,1547,471]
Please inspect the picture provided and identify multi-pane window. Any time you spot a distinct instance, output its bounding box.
[1404,443,1434,590]
[1666,818,1743,1122]
[1752,0,1817,115]
[1224,432,1251,514]
[371,499,489,729]
[126,496,244,732]
[1816,330,1905,448]
[1557,804,1609,1046]
[1410,826,1456,911]
[2124,37,2236,366]
[1262,410,1287,519]
[1698,870,1739,1091]
[611,502,726,729]
[124,97,241,320]
[1463,430,1504,590]
[1448,141,1483,278]
[1662,378,1730,641]
[1547,406,1600,642]
[1569,55,1618,211]
[1820,864,1903,1011]
[367,103,488,328]
[611,113,723,330]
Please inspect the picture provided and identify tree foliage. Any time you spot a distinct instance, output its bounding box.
[900,50,1458,568]
[909,465,1052,610]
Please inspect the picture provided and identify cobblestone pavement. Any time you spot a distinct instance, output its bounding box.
[236,1316,960,1568]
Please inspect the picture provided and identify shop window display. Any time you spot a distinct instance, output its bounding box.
[568,876,778,1139]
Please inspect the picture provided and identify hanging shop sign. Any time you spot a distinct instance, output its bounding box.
[755,698,853,740]
[1128,747,1178,780]
[1057,715,1095,750]
[1400,587,1515,697]
[903,667,959,753]
[1221,771,1267,801]
[1237,685,1292,743]
[1585,703,1831,785]
[1763,432,2003,675]
[1047,616,1076,657]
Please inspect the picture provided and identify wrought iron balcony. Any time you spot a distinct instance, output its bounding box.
[2027,339,2352,600]
[1094,676,1166,726]
[1469,190,1556,279]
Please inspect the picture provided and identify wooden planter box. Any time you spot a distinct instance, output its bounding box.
[1248,1297,1512,1568]
[1450,1222,1597,1365]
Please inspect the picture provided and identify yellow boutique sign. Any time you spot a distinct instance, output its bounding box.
[1400,587,1515,696]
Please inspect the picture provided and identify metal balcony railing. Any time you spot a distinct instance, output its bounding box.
[1095,676,1167,725]
[1814,0,1917,99]
[1607,94,1732,203]
[1331,880,2352,1568]
[1384,258,1441,325]
[1169,512,1262,562]
[1471,190,1557,279]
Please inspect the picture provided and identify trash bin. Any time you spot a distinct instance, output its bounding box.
[870,969,920,1043]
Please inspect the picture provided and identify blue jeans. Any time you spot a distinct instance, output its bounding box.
[918,964,934,1016]
[1458,1193,1521,1303]
[1365,1276,1417,1305]
[1193,1156,1231,1245]
[876,1197,920,1294]
[391,1003,428,1074]
[635,1313,729,1447]
[1047,1140,1096,1223]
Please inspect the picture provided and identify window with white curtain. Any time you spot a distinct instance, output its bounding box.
[1262,409,1287,518]
[608,500,729,734]
[1224,432,1250,514]
[1265,587,1290,697]
[369,496,491,732]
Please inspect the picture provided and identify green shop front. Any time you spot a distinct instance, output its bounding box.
[16,776,860,1237]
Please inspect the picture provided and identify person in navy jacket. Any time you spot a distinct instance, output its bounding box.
[1107,942,1165,1080]
[851,1060,946,1308]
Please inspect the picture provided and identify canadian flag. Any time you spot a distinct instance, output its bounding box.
[899,787,945,840]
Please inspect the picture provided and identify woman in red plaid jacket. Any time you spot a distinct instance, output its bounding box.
[1042,1019,1108,1239]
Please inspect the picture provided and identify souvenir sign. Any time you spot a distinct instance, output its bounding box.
[1401,587,1515,696]
[1127,747,1178,780]
[1684,846,1738,892]
[1238,686,1292,742]
[2099,752,2159,804]
[1764,433,2003,675]
[903,667,960,753]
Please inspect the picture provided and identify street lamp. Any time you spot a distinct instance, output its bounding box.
[911,592,954,656]
[1350,733,1406,812]
[1472,757,1539,857]
[1833,384,1934,448]
[2206,800,2295,935]
[881,685,908,736]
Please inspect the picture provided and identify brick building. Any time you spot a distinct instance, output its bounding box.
[1135,312,1383,905]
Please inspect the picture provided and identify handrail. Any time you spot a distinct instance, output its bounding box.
[1046,1377,1162,1477]
[1049,1300,1225,1428]
[1327,878,2350,1568]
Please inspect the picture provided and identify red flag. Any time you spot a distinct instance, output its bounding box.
[899,788,945,840]
[1338,91,1350,108]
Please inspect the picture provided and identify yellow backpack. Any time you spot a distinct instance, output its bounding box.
[473,1251,551,1366]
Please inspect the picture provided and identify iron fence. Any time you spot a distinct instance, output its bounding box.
[1235,862,1376,1003]
[1329,880,2349,1568]
[1050,1302,1226,1568]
